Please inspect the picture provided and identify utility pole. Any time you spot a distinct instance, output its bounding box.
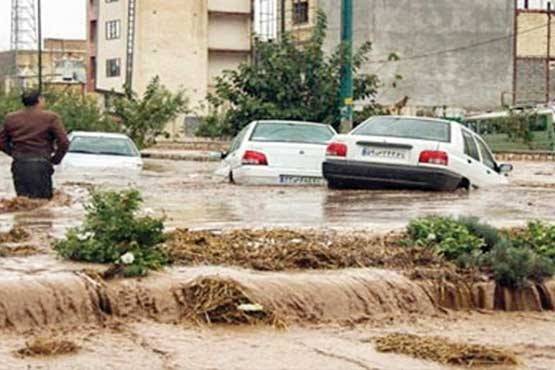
[37,0,42,91]
[339,0,353,133]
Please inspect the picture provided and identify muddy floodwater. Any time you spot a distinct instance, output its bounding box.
[1,157,555,369]
[0,157,554,233]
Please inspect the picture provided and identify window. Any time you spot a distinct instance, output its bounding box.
[353,117,451,142]
[69,136,139,157]
[106,58,121,77]
[106,20,121,40]
[250,122,335,144]
[293,1,309,25]
[230,125,250,153]
[105,0,119,3]
[476,137,497,170]
[462,130,480,161]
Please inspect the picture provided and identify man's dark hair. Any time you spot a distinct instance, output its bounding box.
[21,90,42,107]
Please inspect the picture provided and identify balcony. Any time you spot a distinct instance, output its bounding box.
[208,0,251,15]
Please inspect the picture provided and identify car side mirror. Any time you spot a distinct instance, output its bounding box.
[498,163,513,174]
[220,151,229,159]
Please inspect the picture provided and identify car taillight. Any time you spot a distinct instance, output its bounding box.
[326,143,348,157]
[419,150,448,166]
[242,150,268,165]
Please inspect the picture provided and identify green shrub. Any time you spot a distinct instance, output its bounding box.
[457,216,501,251]
[406,216,484,261]
[483,239,554,288]
[55,189,167,277]
[512,221,555,262]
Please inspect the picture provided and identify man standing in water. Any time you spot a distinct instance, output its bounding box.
[0,90,69,199]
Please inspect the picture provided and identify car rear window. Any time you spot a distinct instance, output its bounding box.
[69,136,139,157]
[353,117,451,142]
[250,122,335,144]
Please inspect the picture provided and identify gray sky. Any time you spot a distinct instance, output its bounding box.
[0,0,86,51]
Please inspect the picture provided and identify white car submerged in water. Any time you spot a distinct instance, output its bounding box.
[61,132,143,171]
[323,116,513,191]
[217,120,336,185]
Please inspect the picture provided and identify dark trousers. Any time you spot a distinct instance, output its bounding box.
[11,157,54,199]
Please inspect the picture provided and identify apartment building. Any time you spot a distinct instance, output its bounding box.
[87,0,253,136]
[0,38,87,93]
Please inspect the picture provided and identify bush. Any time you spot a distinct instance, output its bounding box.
[511,221,555,262]
[55,189,167,277]
[457,216,501,251]
[406,216,484,261]
[483,239,554,288]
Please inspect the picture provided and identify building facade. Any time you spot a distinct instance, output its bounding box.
[87,0,253,136]
[0,38,87,93]
[280,0,516,116]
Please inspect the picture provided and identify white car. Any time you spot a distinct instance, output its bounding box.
[61,131,143,171]
[217,120,336,185]
[323,116,513,191]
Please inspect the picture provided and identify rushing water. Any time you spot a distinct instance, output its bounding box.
[0,158,554,233]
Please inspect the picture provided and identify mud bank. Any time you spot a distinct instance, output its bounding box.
[1,267,554,332]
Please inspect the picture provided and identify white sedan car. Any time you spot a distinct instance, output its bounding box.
[323,116,513,191]
[218,120,336,185]
[61,131,143,171]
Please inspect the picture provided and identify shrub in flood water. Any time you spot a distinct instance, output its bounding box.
[407,216,555,287]
[55,189,167,277]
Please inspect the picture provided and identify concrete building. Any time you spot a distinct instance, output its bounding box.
[279,0,516,116]
[0,38,87,93]
[87,0,253,136]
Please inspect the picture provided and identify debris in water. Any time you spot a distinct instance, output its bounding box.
[0,244,40,257]
[177,277,285,328]
[374,333,518,367]
[0,191,71,214]
[0,226,31,244]
[165,229,451,273]
[17,337,80,357]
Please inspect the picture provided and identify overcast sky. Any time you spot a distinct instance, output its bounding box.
[0,0,86,51]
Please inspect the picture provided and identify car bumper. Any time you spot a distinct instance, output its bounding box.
[233,166,324,186]
[323,160,463,191]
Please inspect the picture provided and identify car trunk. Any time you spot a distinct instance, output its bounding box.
[248,142,327,171]
[343,135,441,166]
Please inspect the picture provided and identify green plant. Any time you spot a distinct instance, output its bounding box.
[55,189,167,277]
[1,88,118,133]
[511,221,555,262]
[205,11,397,135]
[406,216,484,261]
[483,239,554,288]
[457,216,500,251]
[111,77,189,148]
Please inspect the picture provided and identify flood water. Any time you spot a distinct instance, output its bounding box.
[0,157,554,233]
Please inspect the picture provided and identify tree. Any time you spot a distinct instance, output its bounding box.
[1,88,117,133]
[202,11,393,136]
[111,77,189,148]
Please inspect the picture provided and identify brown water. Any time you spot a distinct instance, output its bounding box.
[0,158,553,235]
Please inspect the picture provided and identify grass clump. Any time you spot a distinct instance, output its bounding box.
[17,337,80,357]
[407,216,555,287]
[55,189,167,277]
[375,333,518,367]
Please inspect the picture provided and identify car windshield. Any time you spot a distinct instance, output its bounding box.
[69,136,139,157]
[353,117,451,142]
[250,122,334,144]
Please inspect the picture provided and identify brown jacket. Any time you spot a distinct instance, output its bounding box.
[0,108,70,165]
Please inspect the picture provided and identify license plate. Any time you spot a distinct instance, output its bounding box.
[279,175,323,185]
[361,147,407,160]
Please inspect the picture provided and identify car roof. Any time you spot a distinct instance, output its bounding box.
[70,131,131,139]
[255,120,331,127]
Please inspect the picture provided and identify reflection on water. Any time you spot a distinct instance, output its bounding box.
[0,157,553,234]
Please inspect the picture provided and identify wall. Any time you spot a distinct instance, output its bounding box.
[96,0,128,93]
[316,0,515,111]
